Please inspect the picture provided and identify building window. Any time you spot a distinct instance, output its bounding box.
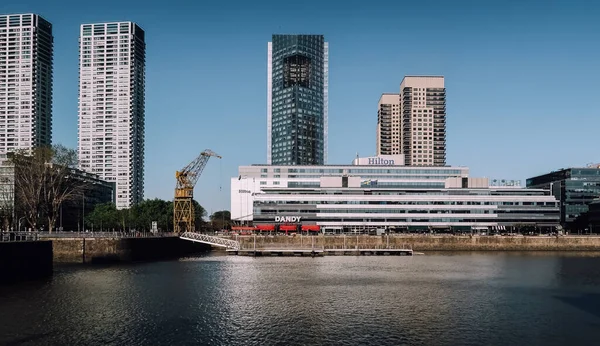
[283,54,311,88]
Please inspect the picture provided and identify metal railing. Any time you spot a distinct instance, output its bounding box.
[180,232,240,250]
[322,244,412,250]
[36,231,177,239]
[0,231,40,242]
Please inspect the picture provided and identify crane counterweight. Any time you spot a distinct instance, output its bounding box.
[173,149,221,233]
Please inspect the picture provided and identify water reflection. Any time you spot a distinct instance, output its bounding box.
[0,253,599,346]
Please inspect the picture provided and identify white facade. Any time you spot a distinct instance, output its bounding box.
[77,22,145,209]
[352,154,404,166]
[0,14,53,152]
[266,42,272,165]
[231,156,469,222]
[399,76,446,166]
[230,157,559,232]
[323,42,329,164]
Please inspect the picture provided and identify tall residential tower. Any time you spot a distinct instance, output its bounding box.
[397,76,446,166]
[0,14,53,152]
[77,22,145,209]
[376,93,400,156]
[267,34,328,165]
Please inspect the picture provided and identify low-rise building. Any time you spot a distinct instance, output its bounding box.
[0,154,113,231]
[231,156,559,233]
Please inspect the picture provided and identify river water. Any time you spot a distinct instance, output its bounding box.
[1,252,599,346]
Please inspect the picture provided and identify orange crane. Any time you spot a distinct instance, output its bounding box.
[174,149,222,233]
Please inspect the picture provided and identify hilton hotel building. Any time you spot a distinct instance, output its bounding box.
[231,155,559,234]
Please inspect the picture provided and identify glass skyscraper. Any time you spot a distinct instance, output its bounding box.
[267,35,328,165]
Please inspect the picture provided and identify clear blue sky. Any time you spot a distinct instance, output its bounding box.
[2,0,600,215]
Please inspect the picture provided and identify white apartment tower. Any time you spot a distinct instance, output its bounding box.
[0,14,53,152]
[399,76,446,166]
[78,22,145,209]
[376,93,400,156]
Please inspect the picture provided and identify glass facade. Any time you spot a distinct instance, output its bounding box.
[527,168,600,226]
[251,188,559,233]
[268,35,327,165]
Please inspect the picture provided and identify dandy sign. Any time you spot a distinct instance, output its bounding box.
[275,216,302,223]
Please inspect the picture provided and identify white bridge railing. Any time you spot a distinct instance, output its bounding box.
[180,232,240,250]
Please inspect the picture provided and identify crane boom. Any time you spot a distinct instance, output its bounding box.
[174,149,222,233]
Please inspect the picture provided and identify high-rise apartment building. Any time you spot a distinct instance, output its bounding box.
[0,14,53,152]
[77,22,145,209]
[399,76,446,166]
[376,93,400,156]
[267,34,328,165]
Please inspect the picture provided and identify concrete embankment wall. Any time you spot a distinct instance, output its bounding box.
[50,237,210,264]
[0,241,53,283]
[233,235,600,251]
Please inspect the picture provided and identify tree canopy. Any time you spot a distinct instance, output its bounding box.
[9,145,87,232]
[85,198,213,232]
[210,210,232,230]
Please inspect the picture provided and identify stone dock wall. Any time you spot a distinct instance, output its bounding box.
[50,236,210,264]
[0,241,53,283]
[231,235,600,251]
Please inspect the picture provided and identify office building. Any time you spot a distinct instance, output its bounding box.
[376,93,400,156]
[0,153,113,231]
[399,76,446,166]
[231,155,559,233]
[0,14,53,152]
[77,22,145,209]
[586,199,600,233]
[527,166,600,227]
[267,34,328,165]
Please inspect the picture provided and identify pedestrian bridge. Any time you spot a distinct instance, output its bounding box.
[180,232,240,250]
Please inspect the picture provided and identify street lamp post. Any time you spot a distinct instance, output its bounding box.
[18,216,25,232]
[82,192,85,232]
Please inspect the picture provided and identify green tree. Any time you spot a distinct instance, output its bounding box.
[86,203,120,231]
[85,198,205,232]
[10,145,86,232]
[193,200,207,231]
[210,210,231,230]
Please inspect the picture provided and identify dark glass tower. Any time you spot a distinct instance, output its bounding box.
[267,35,328,165]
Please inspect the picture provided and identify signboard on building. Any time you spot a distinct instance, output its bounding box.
[151,221,158,233]
[352,155,404,166]
[275,216,302,223]
[490,179,522,187]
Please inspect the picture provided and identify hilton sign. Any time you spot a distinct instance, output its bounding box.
[368,157,395,165]
[275,216,302,223]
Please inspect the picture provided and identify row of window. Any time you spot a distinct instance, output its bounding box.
[256,200,557,206]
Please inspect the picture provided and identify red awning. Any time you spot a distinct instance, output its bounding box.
[301,225,320,232]
[279,225,297,231]
[256,224,275,231]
